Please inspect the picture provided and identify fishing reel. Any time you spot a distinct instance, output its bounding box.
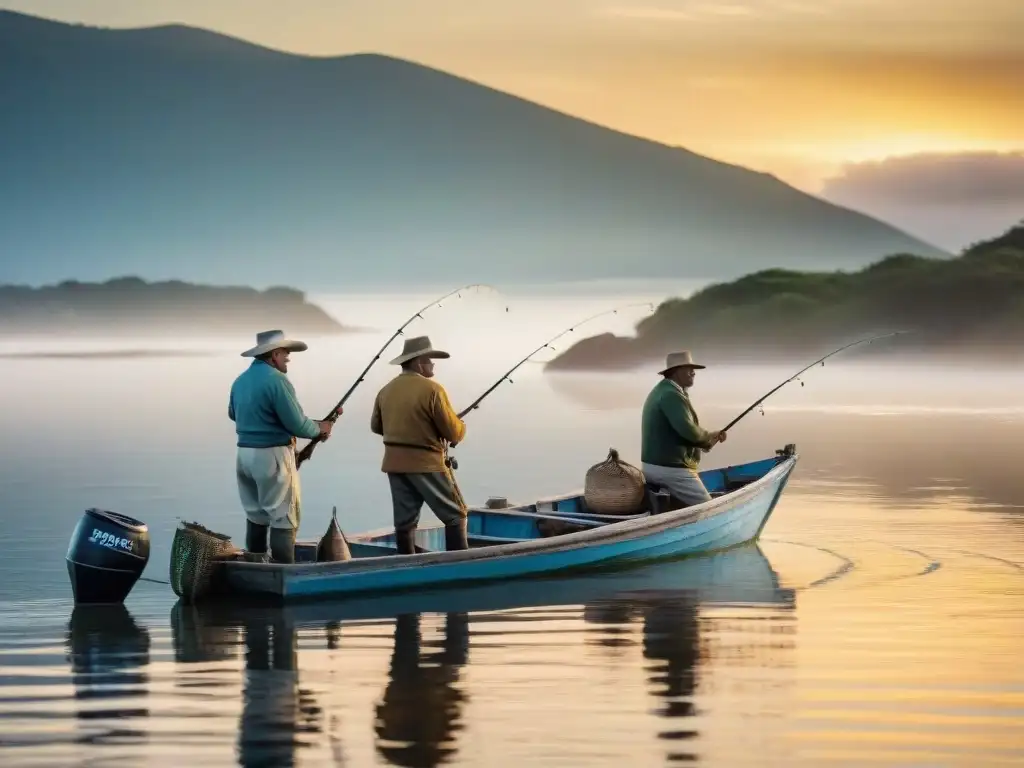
[443,438,460,471]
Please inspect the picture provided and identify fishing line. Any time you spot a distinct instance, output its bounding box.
[296,283,505,468]
[721,331,910,433]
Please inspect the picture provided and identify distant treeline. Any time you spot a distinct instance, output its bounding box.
[546,222,1024,370]
[0,276,346,336]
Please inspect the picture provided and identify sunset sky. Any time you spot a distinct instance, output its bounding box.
[4,0,1022,250]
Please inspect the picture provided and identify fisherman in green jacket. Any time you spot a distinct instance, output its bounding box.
[640,350,727,507]
[228,330,341,563]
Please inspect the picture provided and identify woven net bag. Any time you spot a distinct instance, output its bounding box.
[583,448,647,515]
[169,521,238,604]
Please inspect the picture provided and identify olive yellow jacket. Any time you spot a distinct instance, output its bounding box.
[370,371,466,473]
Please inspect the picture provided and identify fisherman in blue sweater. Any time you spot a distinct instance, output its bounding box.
[228,330,340,563]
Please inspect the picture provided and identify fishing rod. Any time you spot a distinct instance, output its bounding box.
[439,301,655,471]
[719,330,910,435]
[296,283,503,469]
[455,302,656,420]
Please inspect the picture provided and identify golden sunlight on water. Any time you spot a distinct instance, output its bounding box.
[0,292,1021,766]
[1,491,1021,766]
[769,495,1024,766]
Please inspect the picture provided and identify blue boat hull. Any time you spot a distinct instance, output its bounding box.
[219,449,798,602]
[175,542,794,637]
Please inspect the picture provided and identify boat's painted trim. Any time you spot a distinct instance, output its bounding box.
[220,453,798,600]
[176,542,795,627]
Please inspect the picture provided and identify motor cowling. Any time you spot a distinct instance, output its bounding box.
[66,508,151,604]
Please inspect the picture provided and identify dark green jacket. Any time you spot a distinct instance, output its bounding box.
[641,378,713,470]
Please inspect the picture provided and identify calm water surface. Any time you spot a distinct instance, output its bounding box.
[0,293,1022,766]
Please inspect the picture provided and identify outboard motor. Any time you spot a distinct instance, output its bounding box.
[66,508,151,604]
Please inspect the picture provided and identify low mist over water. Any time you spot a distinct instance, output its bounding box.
[0,289,1021,766]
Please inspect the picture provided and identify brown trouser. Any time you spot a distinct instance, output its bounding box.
[387,470,466,531]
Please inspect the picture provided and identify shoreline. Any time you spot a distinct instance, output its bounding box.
[544,350,1024,373]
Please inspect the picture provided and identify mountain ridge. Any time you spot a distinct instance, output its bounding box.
[0,10,947,290]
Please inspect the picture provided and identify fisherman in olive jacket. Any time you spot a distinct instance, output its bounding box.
[370,335,468,554]
[229,330,340,563]
[640,350,727,507]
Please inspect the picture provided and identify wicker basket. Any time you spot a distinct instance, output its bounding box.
[169,521,239,604]
[583,448,647,515]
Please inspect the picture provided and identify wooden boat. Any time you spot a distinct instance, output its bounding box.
[214,444,799,603]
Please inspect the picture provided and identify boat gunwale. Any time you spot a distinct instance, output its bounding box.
[223,453,799,580]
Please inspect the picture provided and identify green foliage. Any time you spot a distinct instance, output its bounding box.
[646,224,1024,355]
[551,223,1024,367]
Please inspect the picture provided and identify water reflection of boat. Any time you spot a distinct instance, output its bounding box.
[170,544,795,767]
[201,543,793,627]
[64,604,151,744]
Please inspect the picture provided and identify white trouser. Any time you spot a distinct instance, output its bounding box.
[236,445,302,530]
[641,463,712,507]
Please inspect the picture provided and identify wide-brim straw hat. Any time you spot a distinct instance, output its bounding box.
[241,329,309,358]
[658,350,705,375]
[389,335,450,365]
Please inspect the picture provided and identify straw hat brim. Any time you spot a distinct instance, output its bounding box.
[659,362,705,375]
[241,339,309,358]
[389,348,451,365]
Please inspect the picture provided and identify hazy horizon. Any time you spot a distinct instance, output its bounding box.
[3,288,1023,369]
[3,281,1023,369]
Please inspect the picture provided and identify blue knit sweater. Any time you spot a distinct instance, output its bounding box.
[228,360,320,448]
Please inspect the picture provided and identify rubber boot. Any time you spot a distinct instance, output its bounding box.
[246,521,269,554]
[394,528,417,555]
[444,519,469,552]
[270,527,296,564]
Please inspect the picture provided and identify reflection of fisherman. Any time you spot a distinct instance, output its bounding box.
[229,330,341,563]
[169,603,323,768]
[641,351,727,507]
[375,613,469,768]
[237,613,315,768]
[580,595,702,758]
[642,600,700,721]
[370,336,469,554]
